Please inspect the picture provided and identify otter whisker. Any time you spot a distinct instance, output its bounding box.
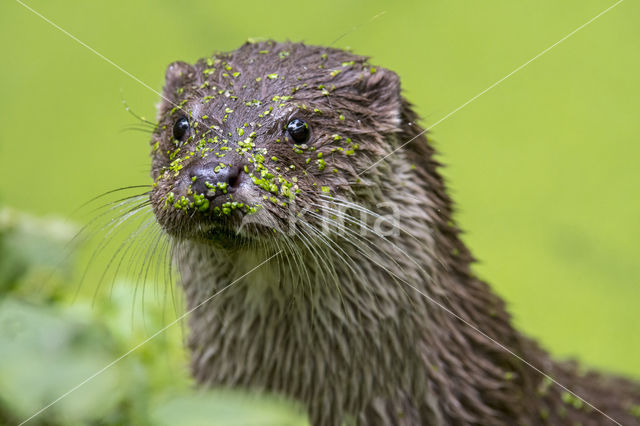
[297,217,352,282]
[281,233,311,294]
[319,194,447,267]
[305,210,434,318]
[121,98,158,128]
[150,226,177,322]
[75,186,151,213]
[292,224,337,294]
[312,200,448,300]
[134,222,168,327]
[311,202,424,264]
[300,214,420,337]
[305,209,400,278]
[165,238,185,332]
[70,197,152,256]
[98,201,153,237]
[68,194,150,251]
[91,212,156,306]
[317,194,445,268]
[297,218,358,298]
[162,238,183,324]
[280,237,300,291]
[120,126,156,135]
[294,225,339,300]
[78,201,153,300]
[294,221,349,312]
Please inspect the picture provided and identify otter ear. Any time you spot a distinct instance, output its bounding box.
[358,67,402,131]
[158,61,197,111]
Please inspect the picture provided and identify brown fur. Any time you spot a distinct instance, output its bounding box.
[149,41,640,425]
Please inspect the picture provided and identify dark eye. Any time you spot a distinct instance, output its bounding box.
[286,118,310,143]
[172,116,190,141]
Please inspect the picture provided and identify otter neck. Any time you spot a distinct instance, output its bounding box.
[174,157,542,425]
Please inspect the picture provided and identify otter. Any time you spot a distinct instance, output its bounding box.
[148,40,640,425]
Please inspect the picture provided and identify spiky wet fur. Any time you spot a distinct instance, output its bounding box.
[150,41,640,425]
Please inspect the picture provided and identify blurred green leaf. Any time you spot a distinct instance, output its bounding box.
[0,208,308,425]
[0,208,76,300]
[0,298,129,424]
[150,391,308,426]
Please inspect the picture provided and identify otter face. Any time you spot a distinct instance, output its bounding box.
[149,41,403,246]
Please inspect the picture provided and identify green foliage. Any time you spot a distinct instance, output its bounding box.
[0,208,308,425]
[0,1,638,421]
[1,0,638,380]
[150,392,308,426]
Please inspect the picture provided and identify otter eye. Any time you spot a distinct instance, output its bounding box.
[173,117,190,141]
[286,118,310,143]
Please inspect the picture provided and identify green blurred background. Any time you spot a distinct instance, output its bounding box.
[1,0,638,424]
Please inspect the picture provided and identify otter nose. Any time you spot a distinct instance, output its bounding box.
[190,163,243,197]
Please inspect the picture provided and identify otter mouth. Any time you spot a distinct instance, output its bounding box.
[151,172,270,241]
[201,225,243,248]
[154,196,277,246]
[192,215,277,248]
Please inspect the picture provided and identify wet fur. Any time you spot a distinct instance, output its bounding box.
[149,41,640,425]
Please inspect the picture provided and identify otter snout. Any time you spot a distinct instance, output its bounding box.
[187,161,245,198]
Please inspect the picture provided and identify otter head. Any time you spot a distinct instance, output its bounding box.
[149,41,407,250]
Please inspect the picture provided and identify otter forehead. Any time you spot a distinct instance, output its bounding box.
[162,42,372,131]
[193,41,370,99]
